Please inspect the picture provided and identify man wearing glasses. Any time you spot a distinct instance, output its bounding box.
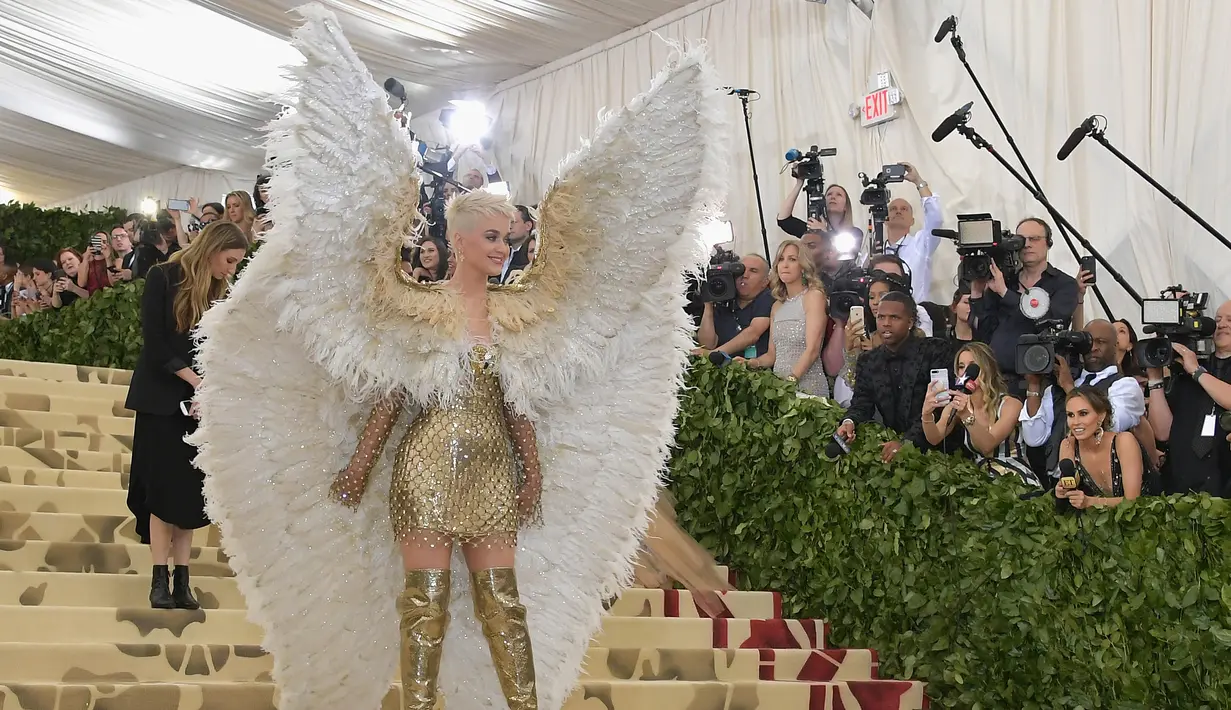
[969,217,1079,395]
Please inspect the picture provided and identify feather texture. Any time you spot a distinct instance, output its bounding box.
[190,3,728,709]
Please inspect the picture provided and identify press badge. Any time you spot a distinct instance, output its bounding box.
[1203,413,1217,437]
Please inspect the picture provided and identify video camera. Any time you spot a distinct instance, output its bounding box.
[826,265,911,322]
[1134,287,1215,368]
[858,165,909,223]
[699,247,745,303]
[786,146,837,222]
[1016,319,1092,375]
[936,213,1026,283]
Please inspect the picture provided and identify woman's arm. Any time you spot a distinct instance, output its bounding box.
[966,395,1024,457]
[921,384,957,446]
[503,405,542,523]
[789,289,827,380]
[328,399,404,509]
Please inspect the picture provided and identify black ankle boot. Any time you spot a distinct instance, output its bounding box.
[150,565,174,609]
[171,566,201,610]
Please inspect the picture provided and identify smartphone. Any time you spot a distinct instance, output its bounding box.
[930,368,951,403]
[166,198,191,212]
[848,305,865,331]
[52,269,66,281]
[882,163,908,183]
[1079,256,1097,284]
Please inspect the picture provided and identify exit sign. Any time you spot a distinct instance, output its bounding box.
[859,71,903,128]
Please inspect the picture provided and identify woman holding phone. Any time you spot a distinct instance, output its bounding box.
[125,221,248,610]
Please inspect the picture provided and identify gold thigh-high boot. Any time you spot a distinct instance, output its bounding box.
[471,568,538,710]
[397,569,451,710]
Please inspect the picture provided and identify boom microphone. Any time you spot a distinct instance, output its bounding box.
[1057,116,1096,161]
[383,78,407,103]
[934,15,957,43]
[931,101,973,143]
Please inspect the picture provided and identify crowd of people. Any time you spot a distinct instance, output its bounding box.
[693,164,1231,506]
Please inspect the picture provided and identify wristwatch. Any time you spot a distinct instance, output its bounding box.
[1193,366,1208,383]
[962,415,976,426]
[916,180,929,191]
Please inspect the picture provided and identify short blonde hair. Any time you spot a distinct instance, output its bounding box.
[445,190,516,238]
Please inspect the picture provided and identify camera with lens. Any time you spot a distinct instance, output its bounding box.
[786,145,837,222]
[1016,319,1092,375]
[827,265,874,320]
[858,171,892,224]
[699,247,745,303]
[1134,287,1215,368]
[939,213,1026,283]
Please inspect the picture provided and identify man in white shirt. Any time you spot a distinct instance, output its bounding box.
[879,163,944,303]
[1019,319,1145,450]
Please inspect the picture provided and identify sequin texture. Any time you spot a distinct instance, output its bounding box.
[771,292,829,397]
[390,345,523,541]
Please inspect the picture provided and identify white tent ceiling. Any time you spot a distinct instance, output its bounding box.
[0,0,702,205]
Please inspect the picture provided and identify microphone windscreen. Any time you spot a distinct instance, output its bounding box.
[1058,458,1077,477]
[709,350,730,367]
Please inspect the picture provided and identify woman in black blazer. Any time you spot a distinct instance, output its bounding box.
[126,221,248,609]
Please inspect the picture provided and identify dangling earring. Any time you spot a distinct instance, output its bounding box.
[1094,419,1105,445]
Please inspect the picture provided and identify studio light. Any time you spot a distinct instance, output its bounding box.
[441,100,491,147]
[831,228,861,260]
[140,197,158,217]
[701,220,735,250]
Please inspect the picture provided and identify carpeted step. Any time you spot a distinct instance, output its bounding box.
[594,617,828,650]
[0,466,128,491]
[0,359,132,385]
[0,571,240,609]
[610,588,779,619]
[0,644,878,685]
[584,648,877,683]
[0,447,129,474]
[0,511,211,546]
[0,375,130,404]
[0,427,131,454]
[0,540,231,576]
[0,483,131,515]
[0,392,132,419]
[0,606,826,650]
[0,410,133,437]
[0,680,927,710]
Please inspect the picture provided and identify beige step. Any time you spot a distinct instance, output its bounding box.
[0,374,130,403]
[0,391,132,418]
[0,606,824,650]
[610,588,778,619]
[0,644,877,685]
[0,570,241,609]
[0,359,131,385]
[0,426,131,453]
[0,540,231,576]
[0,446,130,473]
[595,617,827,650]
[0,466,128,490]
[0,409,134,436]
[0,511,212,546]
[0,483,131,515]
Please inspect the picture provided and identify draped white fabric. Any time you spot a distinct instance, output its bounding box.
[488,0,1231,320]
[0,0,702,204]
[49,167,253,215]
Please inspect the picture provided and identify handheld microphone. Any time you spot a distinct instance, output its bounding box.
[934,15,957,43]
[931,101,974,143]
[825,433,851,459]
[708,350,732,367]
[1057,116,1096,161]
[947,363,981,426]
[1057,458,1078,491]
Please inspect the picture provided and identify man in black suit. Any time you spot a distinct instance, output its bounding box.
[836,291,958,463]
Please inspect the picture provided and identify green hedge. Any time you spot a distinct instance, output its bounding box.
[6,286,1231,707]
[0,201,129,262]
[0,281,143,368]
[669,362,1231,709]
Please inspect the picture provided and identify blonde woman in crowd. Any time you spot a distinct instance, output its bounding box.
[224,190,258,242]
[736,238,829,397]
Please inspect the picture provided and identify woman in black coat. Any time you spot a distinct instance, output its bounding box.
[126,221,248,609]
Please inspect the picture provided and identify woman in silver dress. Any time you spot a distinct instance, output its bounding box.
[736,238,829,397]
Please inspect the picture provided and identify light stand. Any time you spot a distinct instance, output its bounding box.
[728,89,772,262]
[954,123,1143,305]
[1086,126,1231,253]
[944,22,1117,318]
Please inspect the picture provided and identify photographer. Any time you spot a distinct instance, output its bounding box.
[880,164,944,302]
[132,215,181,279]
[695,254,773,359]
[1146,300,1231,495]
[778,180,860,239]
[836,291,958,463]
[1019,319,1148,477]
[971,217,1078,392]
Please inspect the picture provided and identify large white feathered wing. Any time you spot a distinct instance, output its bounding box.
[189,5,424,710]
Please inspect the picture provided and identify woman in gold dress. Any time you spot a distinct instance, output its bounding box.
[328,191,541,710]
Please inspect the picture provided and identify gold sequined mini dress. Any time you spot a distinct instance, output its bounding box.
[388,345,521,541]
